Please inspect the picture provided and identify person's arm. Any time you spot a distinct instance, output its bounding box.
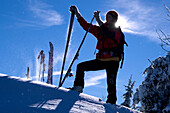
[94,11,103,26]
[74,9,81,19]
[70,6,81,19]
[70,6,101,39]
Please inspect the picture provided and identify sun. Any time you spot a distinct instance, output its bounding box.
[115,15,129,29]
[115,15,136,33]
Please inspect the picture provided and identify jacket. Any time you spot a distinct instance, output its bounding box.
[78,16,124,61]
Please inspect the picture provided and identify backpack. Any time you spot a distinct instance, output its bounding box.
[116,26,128,68]
[99,25,128,68]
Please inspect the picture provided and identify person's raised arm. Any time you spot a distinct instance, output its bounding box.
[69,5,81,19]
[94,11,103,26]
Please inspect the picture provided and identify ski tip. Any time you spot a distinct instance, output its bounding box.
[99,98,102,101]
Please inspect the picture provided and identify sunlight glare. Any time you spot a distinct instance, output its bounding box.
[115,15,129,29]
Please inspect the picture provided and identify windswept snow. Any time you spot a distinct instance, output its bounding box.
[0,74,140,113]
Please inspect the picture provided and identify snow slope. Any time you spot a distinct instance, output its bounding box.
[0,74,140,113]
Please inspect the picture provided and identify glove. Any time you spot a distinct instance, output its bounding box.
[69,5,78,14]
[94,11,103,26]
[93,11,100,18]
[69,5,81,19]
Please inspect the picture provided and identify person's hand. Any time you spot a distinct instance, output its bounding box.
[69,5,81,19]
[69,5,78,13]
[94,11,103,26]
[93,11,100,18]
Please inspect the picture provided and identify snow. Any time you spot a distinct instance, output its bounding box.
[0,74,140,113]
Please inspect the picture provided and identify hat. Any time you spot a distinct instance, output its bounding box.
[106,10,118,20]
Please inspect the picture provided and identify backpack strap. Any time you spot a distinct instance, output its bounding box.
[120,52,124,68]
[118,26,128,46]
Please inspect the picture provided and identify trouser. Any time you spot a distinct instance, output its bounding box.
[74,59,119,103]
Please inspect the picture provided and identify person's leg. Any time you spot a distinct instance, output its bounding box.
[74,59,106,88]
[106,61,119,104]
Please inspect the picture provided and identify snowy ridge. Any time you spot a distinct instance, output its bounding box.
[0,74,140,113]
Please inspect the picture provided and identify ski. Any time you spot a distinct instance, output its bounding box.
[42,63,45,82]
[25,67,30,79]
[37,50,45,81]
[59,16,95,87]
[47,42,53,84]
[59,10,75,87]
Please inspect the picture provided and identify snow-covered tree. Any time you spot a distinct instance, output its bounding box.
[133,52,170,112]
[132,88,140,110]
[121,75,135,107]
[162,97,170,113]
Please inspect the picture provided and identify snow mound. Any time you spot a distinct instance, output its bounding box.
[0,74,140,113]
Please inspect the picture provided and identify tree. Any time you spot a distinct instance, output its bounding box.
[121,75,135,107]
[132,88,140,110]
[133,52,170,112]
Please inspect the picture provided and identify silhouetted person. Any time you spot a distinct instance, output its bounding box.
[70,6,125,104]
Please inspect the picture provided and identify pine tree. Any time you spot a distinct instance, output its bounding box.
[133,52,170,112]
[121,75,135,107]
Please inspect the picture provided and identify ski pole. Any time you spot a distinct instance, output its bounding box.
[59,11,75,87]
[59,15,95,87]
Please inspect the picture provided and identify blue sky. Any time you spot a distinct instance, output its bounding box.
[0,0,169,104]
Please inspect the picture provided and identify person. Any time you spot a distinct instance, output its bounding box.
[70,5,125,104]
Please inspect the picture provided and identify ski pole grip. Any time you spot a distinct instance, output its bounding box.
[69,6,76,14]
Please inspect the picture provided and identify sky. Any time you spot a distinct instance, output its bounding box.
[0,0,169,105]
